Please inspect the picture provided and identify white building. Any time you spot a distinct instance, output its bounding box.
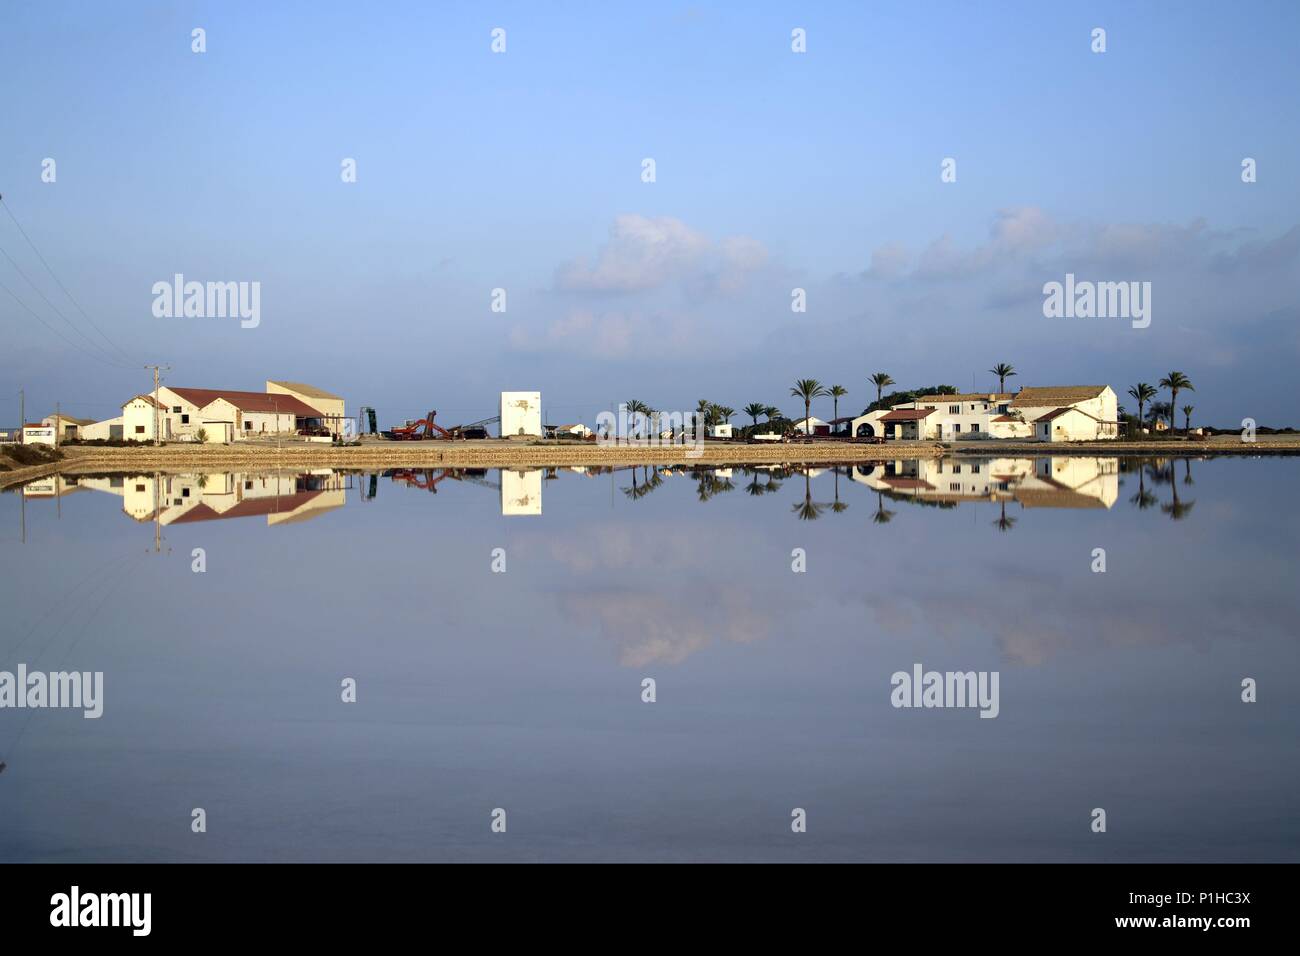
[848,456,1119,509]
[548,423,591,439]
[21,423,56,445]
[500,468,542,515]
[708,423,734,439]
[851,386,1118,442]
[791,416,828,435]
[501,391,542,437]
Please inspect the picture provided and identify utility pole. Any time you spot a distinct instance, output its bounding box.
[18,388,23,432]
[145,364,170,447]
[54,400,60,449]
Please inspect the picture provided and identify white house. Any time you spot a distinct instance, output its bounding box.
[267,381,346,437]
[791,416,828,435]
[81,416,124,441]
[21,423,56,445]
[708,422,734,439]
[549,423,591,439]
[1010,386,1119,441]
[854,386,1118,442]
[42,413,93,442]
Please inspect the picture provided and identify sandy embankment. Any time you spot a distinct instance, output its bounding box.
[17,432,1300,480]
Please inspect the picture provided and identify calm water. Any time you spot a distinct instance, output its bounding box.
[1,456,1296,862]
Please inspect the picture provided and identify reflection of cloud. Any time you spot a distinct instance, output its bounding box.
[518,522,801,665]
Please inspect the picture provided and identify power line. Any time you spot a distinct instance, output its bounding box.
[0,195,140,366]
[0,238,131,367]
[0,270,138,370]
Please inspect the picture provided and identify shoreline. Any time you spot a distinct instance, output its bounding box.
[0,433,1288,482]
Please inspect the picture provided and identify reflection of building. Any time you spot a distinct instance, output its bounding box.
[847,457,1119,509]
[500,468,542,515]
[74,471,349,525]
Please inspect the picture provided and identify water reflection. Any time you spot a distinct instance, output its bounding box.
[11,456,1208,528]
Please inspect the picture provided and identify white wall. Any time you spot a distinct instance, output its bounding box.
[501,391,541,437]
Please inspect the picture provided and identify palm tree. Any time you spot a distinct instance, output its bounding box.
[829,385,848,427]
[1158,372,1194,433]
[1148,401,1172,432]
[1182,404,1194,432]
[1127,383,1157,433]
[713,404,735,424]
[790,379,830,430]
[625,399,650,440]
[871,492,896,525]
[989,363,1016,392]
[743,402,767,427]
[1162,475,1195,520]
[870,372,895,404]
[764,405,781,422]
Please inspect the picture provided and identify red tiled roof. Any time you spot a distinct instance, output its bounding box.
[880,408,935,421]
[880,477,935,489]
[170,490,323,523]
[167,388,323,417]
[991,414,1020,423]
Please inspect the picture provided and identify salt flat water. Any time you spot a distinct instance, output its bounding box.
[0,456,1296,862]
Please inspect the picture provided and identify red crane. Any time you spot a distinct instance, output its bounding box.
[385,411,452,441]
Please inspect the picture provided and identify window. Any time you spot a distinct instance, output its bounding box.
[950,482,961,492]
[181,414,189,424]
[953,464,962,474]
[134,425,145,434]
[172,406,181,413]
[182,488,190,498]
[244,481,253,490]
[135,484,146,492]
[174,498,183,505]
[971,464,981,474]
[953,423,962,433]
[998,404,1009,413]
[949,404,960,413]
[244,421,253,430]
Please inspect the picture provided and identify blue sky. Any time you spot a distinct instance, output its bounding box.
[1,1,1297,427]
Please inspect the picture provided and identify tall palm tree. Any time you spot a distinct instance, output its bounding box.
[743,402,767,427]
[624,399,650,440]
[1127,383,1157,433]
[870,372,895,404]
[1182,404,1194,432]
[989,363,1017,392]
[790,379,830,429]
[829,385,848,426]
[713,404,735,424]
[1158,372,1194,433]
[764,405,781,422]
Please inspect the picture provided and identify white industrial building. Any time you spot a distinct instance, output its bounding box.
[500,391,541,438]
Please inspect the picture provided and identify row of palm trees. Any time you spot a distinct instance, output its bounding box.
[629,363,1033,436]
[1127,372,1195,433]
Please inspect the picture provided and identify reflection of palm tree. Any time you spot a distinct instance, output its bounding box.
[792,471,826,521]
[872,491,895,525]
[992,499,1017,532]
[1130,462,1158,510]
[831,468,849,513]
[1182,458,1195,486]
[1162,466,1195,520]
